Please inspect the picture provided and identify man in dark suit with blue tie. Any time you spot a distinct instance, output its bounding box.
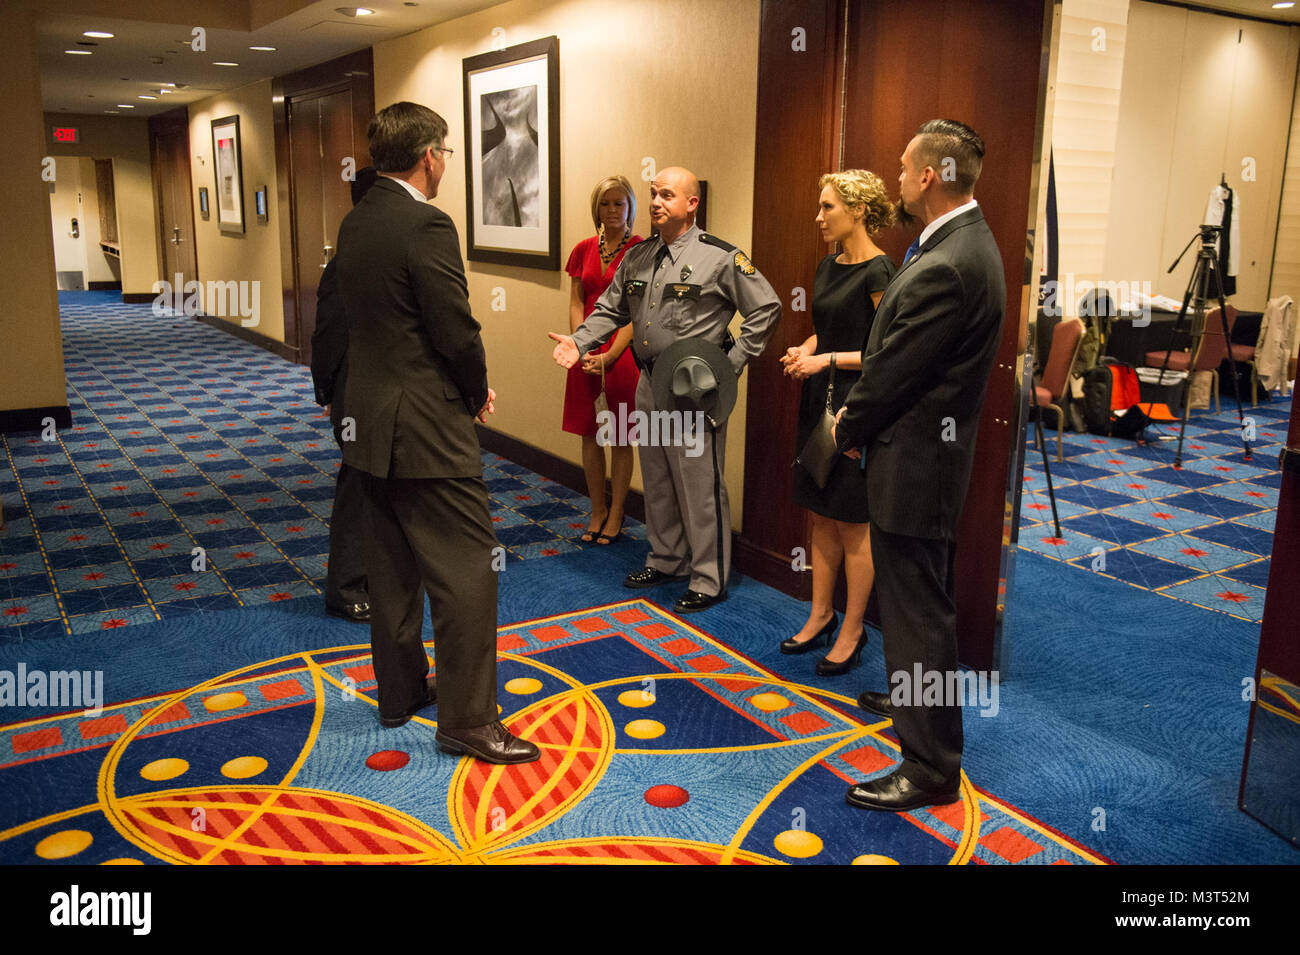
[833,119,1006,811]
[336,101,538,764]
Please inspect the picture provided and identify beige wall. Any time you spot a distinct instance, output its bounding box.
[1051,0,1129,311]
[1270,60,1300,302]
[373,0,762,525]
[2,12,65,415]
[1103,2,1298,310]
[187,80,285,341]
[42,113,161,297]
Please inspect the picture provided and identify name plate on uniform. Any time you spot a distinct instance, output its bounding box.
[669,284,701,300]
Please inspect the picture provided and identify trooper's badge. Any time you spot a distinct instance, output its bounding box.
[680,264,693,281]
[734,251,755,275]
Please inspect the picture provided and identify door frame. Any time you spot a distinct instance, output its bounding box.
[148,106,198,294]
[271,48,374,364]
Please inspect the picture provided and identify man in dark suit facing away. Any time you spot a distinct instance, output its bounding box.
[311,165,379,625]
[335,101,538,764]
[833,119,1006,811]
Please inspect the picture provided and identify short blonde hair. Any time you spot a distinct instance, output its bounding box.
[589,175,636,232]
[819,169,895,235]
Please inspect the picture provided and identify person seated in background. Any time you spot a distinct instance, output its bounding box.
[781,170,896,676]
[312,165,379,624]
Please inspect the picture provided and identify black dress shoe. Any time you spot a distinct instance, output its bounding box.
[673,589,727,613]
[435,720,541,764]
[780,612,838,655]
[378,676,437,728]
[845,770,960,812]
[815,625,869,676]
[857,690,892,717]
[623,567,688,589]
[327,601,371,623]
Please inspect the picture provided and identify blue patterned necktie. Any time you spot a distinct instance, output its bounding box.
[903,239,921,265]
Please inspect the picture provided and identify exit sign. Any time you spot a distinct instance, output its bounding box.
[52,126,79,144]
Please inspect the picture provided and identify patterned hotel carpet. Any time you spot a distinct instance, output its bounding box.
[0,291,1294,864]
[0,594,1111,866]
[1,292,1287,638]
[0,292,645,642]
[1019,398,1289,623]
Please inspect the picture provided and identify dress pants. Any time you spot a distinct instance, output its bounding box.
[869,524,963,789]
[325,459,368,610]
[360,471,499,730]
[635,374,730,597]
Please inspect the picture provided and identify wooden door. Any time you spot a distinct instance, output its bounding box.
[742,0,1051,672]
[149,110,198,290]
[288,87,357,366]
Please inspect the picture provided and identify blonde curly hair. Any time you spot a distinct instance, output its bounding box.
[819,169,895,235]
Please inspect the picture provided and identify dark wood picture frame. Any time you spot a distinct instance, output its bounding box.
[462,36,560,270]
[210,114,245,235]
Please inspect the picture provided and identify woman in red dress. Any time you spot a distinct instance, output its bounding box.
[562,175,643,544]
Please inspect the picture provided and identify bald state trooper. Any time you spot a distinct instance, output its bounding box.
[550,167,781,613]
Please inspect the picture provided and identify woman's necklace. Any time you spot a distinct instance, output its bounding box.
[599,229,630,266]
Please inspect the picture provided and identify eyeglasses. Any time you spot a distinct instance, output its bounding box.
[434,145,454,158]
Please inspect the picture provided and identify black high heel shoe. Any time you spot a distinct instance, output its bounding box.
[815,625,870,676]
[780,612,838,655]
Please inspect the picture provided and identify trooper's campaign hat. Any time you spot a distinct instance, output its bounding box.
[650,336,738,425]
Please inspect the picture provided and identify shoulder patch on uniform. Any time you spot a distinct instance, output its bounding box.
[733,250,756,275]
[698,232,737,253]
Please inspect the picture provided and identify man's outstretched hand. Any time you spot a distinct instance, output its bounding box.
[549,332,580,369]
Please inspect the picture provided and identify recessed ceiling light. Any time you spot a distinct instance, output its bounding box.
[249,46,277,52]
[138,94,157,100]
[83,31,114,38]
[213,61,239,67]
[157,88,173,94]
[1274,1,1295,8]
[116,104,135,109]
[336,6,375,15]
[64,49,93,55]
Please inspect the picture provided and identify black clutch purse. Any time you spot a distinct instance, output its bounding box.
[796,353,839,489]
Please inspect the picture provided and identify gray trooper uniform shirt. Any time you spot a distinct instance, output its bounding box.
[571,222,781,596]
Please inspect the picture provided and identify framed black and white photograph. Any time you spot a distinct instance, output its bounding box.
[210,114,245,235]
[462,36,560,269]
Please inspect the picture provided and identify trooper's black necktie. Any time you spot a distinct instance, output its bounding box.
[654,241,671,273]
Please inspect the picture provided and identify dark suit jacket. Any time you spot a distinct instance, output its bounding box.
[835,205,1006,540]
[335,176,490,479]
[311,257,348,432]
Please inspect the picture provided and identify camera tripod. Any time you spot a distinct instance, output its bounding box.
[1153,224,1251,466]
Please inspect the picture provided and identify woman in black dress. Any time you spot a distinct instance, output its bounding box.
[779,170,896,675]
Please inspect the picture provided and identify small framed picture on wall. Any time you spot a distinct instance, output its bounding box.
[210,114,245,235]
